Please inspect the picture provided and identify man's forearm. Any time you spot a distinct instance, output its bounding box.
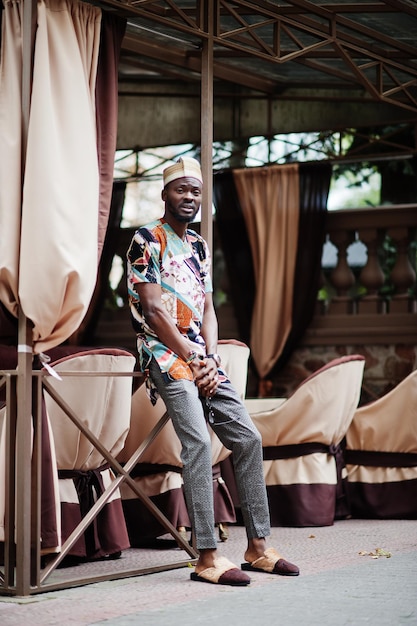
[200,310,218,354]
[145,308,194,361]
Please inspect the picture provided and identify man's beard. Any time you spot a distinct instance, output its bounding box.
[168,201,199,223]
[176,212,197,223]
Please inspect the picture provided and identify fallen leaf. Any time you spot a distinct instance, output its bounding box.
[372,548,392,558]
[359,547,392,559]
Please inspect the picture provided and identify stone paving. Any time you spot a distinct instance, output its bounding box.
[0,519,416,625]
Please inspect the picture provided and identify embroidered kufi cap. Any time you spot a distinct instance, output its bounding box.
[163,157,203,187]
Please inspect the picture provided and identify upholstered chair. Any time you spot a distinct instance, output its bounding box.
[247,355,366,526]
[345,369,417,519]
[44,348,135,560]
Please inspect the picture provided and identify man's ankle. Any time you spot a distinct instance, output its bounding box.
[196,548,218,571]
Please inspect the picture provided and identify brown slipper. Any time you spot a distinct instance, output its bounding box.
[191,556,251,586]
[241,548,300,576]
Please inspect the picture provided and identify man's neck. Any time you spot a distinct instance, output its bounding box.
[163,213,189,240]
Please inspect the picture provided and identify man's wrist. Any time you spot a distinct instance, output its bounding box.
[206,353,221,367]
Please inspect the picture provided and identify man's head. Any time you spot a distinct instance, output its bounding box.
[162,157,203,224]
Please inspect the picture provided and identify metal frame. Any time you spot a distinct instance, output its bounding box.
[0,368,198,596]
[104,0,417,112]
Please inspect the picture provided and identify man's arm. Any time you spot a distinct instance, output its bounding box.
[198,292,221,396]
[200,292,218,355]
[135,282,194,361]
[136,283,219,396]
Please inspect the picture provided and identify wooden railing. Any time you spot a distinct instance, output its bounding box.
[304,204,417,345]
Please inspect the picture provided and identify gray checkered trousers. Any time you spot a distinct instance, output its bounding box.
[149,358,271,550]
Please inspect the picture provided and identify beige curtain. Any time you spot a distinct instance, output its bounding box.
[20,0,102,353]
[233,164,299,380]
[0,0,102,354]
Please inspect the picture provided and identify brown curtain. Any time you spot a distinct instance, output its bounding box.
[75,181,127,344]
[71,12,127,344]
[214,163,331,388]
[272,162,331,373]
[95,11,126,261]
[233,165,300,380]
[212,172,255,346]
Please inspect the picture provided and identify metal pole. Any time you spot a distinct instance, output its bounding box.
[200,0,214,253]
[15,0,36,596]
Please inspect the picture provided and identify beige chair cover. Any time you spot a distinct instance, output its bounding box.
[248,355,365,526]
[345,369,417,519]
[211,340,251,464]
[119,341,250,543]
[118,384,190,543]
[44,349,135,559]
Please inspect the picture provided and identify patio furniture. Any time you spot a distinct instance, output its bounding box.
[248,355,366,526]
[345,369,417,519]
[44,348,135,560]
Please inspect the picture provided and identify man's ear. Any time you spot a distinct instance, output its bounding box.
[161,188,167,201]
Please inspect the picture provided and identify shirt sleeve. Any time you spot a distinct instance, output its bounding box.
[127,228,161,286]
[199,236,213,293]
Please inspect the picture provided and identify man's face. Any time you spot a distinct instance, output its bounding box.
[162,177,202,223]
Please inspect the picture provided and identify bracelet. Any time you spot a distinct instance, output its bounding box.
[185,350,198,365]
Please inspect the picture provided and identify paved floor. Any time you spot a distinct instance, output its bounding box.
[1,518,416,625]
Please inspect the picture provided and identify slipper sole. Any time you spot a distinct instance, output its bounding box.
[241,562,300,576]
[190,571,250,586]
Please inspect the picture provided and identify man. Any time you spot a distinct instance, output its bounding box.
[127,156,299,586]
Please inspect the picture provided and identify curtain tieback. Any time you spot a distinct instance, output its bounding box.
[262,442,337,460]
[127,462,182,478]
[58,463,110,555]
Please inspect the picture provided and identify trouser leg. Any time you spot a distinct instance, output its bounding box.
[207,383,271,540]
[149,359,218,550]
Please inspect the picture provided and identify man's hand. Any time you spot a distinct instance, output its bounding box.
[190,356,219,397]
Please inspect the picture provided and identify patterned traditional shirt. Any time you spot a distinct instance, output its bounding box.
[127,219,212,385]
